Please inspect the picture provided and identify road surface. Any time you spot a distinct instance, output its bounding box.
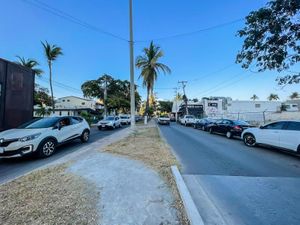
[159,123,300,225]
[0,126,126,184]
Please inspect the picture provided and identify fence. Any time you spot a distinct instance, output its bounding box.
[206,111,300,125]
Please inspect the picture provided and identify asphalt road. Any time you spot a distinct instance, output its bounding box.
[159,123,300,225]
[0,126,126,184]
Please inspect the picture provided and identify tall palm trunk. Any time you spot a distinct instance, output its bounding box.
[48,61,55,113]
[145,87,150,116]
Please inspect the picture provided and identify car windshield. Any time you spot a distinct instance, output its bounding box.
[234,120,250,125]
[18,117,60,129]
[106,116,114,120]
[120,116,128,119]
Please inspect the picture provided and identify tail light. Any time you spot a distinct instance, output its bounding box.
[233,125,242,131]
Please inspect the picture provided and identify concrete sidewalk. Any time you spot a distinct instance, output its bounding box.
[59,123,180,225]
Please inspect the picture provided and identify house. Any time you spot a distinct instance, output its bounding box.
[0,58,34,130]
[34,96,103,117]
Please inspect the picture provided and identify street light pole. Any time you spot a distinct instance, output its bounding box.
[129,0,135,127]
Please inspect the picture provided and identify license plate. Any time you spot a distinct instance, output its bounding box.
[102,125,105,128]
[0,147,4,154]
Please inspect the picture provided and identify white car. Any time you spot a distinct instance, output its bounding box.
[157,115,170,125]
[242,120,300,153]
[97,116,121,130]
[0,116,90,158]
[119,115,131,125]
[180,115,196,126]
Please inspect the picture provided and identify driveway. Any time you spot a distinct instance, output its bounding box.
[0,126,127,184]
[159,123,300,225]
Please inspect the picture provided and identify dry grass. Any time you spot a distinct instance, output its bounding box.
[103,126,190,225]
[0,164,100,225]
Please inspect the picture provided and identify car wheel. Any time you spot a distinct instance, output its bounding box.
[112,124,116,129]
[244,134,256,147]
[98,126,102,131]
[38,138,56,158]
[226,131,232,139]
[209,128,214,134]
[81,130,90,143]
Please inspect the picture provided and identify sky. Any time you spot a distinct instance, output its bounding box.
[0,0,299,101]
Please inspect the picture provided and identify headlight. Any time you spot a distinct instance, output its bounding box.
[19,133,41,142]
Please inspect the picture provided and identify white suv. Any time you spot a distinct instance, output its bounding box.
[242,120,300,153]
[180,115,196,126]
[119,115,131,125]
[97,116,121,130]
[0,116,90,158]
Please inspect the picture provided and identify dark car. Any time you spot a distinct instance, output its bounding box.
[207,119,253,138]
[193,118,216,131]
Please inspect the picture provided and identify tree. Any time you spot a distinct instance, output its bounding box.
[158,101,173,113]
[35,107,51,117]
[250,94,259,101]
[135,41,171,115]
[41,41,63,113]
[81,74,141,114]
[290,92,300,99]
[175,93,183,101]
[236,0,300,85]
[267,93,280,101]
[34,84,52,106]
[15,56,43,76]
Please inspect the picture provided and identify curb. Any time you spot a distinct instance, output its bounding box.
[171,165,205,225]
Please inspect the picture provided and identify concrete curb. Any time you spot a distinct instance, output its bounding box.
[171,165,205,225]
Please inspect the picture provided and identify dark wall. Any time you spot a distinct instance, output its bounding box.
[0,58,35,130]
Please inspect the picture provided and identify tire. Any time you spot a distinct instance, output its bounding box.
[80,130,90,143]
[38,138,56,158]
[98,126,102,131]
[193,124,197,129]
[112,124,116,129]
[243,133,256,147]
[226,131,232,139]
[209,127,214,134]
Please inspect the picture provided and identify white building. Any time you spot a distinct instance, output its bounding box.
[34,96,103,117]
[203,99,225,118]
[227,100,282,113]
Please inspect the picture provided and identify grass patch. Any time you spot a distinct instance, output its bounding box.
[0,164,100,225]
[103,126,189,225]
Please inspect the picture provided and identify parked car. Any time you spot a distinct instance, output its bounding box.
[157,115,170,125]
[242,120,300,153]
[207,119,253,138]
[97,116,121,130]
[180,115,196,126]
[193,118,217,131]
[119,115,131,125]
[0,116,90,158]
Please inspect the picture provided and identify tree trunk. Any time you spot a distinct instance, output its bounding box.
[145,87,150,116]
[48,61,55,114]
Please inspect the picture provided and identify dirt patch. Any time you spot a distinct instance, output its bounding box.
[0,164,100,225]
[103,126,190,225]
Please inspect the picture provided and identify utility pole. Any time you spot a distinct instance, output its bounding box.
[103,75,108,118]
[174,87,178,122]
[129,0,135,126]
[178,81,188,115]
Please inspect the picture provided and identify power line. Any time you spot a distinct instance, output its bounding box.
[135,18,244,43]
[22,0,129,42]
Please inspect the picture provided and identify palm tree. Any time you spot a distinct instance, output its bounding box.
[250,94,259,101]
[135,41,171,115]
[15,56,43,76]
[290,92,300,99]
[267,93,280,101]
[41,41,63,113]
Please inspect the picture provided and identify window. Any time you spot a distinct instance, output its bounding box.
[263,122,286,130]
[255,104,261,108]
[208,103,218,107]
[286,122,300,131]
[59,111,62,116]
[71,117,80,124]
[59,118,71,127]
[62,100,65,102]
[67,99,70,102]
[82,102,85,105]
[223,120,232,125]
